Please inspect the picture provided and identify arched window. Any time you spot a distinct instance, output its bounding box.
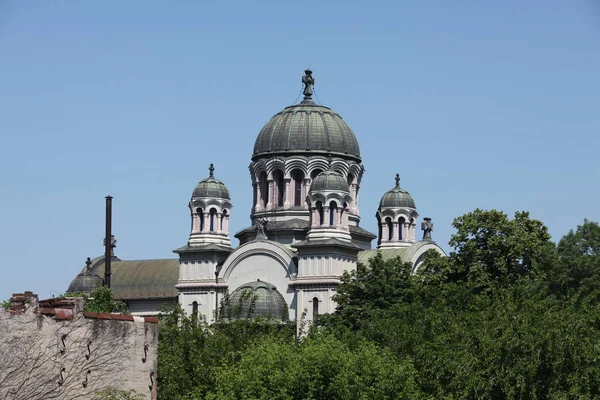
[192,301,198,321]
[347,173,354,186]
[292,170,304,207]
[312,297,319,320]
[329,201,337,226]
[273,170,284,207]
[316,201,324,225]
[259,172,268,207]
[386,217,393,240]
[399,217,405,240]
[196,208,204,231]
[209,208,217,232]
[221,210,227,232]
[377,214,382,245]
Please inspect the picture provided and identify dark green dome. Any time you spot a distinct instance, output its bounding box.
[310,170,349,193]
[192,164,230,199]
[379,174,416,209]
[253,101,361,161]
[67,263,103,294]
[228,280,288,320]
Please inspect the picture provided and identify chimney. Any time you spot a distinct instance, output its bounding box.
[104,195,113,288]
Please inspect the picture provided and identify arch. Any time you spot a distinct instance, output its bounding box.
[330,160,349,176]
[329,201,338,226]
[310,168,323,179]
[291,169,304,207]
[386,217,393,241]
[273,169,285,207]
[192,301,198,320]
[398,216,406,240]
[259,171,268,208]
[196,208,204,231]
[307,157,329,176]
[376,213,382,245]
[347,173,355,186]
[209,208,217,232]
[316,201,324,226]
[284,157,308,176]
[265,158,286,176]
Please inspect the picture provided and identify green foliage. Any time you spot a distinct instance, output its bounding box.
[66,286,129,314]
[94,388,145,399]
[1,299,11,309]
[156,210,600,399]
[555,219,600,296]
[157,302,295,400]
[421,209,552,294]
[208,334,419,400]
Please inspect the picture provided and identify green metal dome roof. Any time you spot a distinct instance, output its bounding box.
[379,174,416,209]
[228,280,288,320]
[310,170,349,193]
[67,258,103,294]
[192,164,230,200]
[253,101,361,161]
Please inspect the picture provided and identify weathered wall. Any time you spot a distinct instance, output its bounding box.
[0,292,158,400]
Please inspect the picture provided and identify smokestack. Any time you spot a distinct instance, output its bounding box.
[104,195,113,288]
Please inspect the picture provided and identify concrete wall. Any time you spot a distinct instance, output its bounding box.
[0,292,158,400]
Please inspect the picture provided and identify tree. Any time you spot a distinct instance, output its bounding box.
[207,334,420,400]
[65,286,128,314]
[556,219,600,296]
[319,252,416,333]
[421,209,553,294]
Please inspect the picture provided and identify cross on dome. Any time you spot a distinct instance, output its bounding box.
[209,163,215,178]
[395,173,401,188]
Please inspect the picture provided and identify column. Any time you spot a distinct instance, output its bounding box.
[303,178,311,209]
[216,212,223,233]
[266,180,274,211]
[355,185,360,215]
[392,222,399,241]
[253,183,262,212]
[223,215,229,234]
[350,183,358,214]
[311,209,318,227]
[324,207,330,226]
[192,213,199,233]
[284,179,291,208]
[202,212,210,233]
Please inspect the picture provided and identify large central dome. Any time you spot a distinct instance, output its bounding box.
[252,74,361,162]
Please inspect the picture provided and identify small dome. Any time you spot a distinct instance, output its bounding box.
[192,164,230,200]
[310,170,349,193]
[228,280,288,320]
[67,261,103,294]
[379,174,416,209]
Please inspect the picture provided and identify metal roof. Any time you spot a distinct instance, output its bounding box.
[253,101,361,161]
[83,258,179,300]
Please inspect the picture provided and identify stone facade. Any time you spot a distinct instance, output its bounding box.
[0,292,157,400]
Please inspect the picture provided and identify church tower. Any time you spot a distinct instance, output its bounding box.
[174,164,233,321]
[291,169,361,326]
[237,69,373,248]
[376,174,419,249]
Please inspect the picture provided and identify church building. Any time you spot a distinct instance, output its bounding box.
[68,70,445,324]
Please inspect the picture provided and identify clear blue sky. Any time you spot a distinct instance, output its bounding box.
[1,1,599,300]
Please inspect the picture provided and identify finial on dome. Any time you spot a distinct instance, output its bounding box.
[395,173,400,188]
[85,257,92,270]
[302,69,314,103]
[209,163,215,178]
